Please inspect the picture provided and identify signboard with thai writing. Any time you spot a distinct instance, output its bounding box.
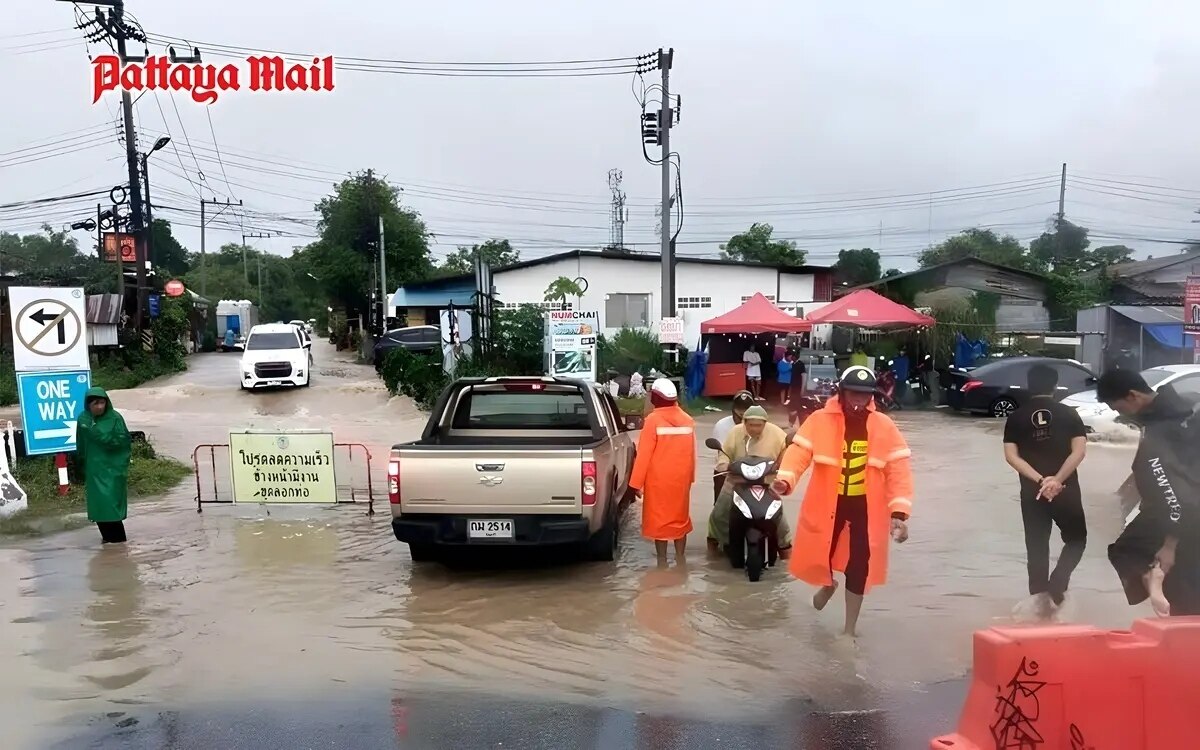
[1186,276,1200,335]
[228,430,337,504]
[102,232,137,263]
[547,310,598,382]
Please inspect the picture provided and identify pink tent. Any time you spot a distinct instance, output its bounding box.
[701,293,812,334]
[805,289,934,329]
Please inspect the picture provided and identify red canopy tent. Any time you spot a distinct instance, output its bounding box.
[805,289,934,328]
[701,293,812,334]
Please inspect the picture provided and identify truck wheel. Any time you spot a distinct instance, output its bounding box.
[408,543,438,563]
[586,517,618,562]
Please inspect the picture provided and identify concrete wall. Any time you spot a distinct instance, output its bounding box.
[995,298,1050,332]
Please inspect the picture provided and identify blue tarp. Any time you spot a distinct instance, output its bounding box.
[1144,323,1187,349]
[685,349,707,401]
[954,333,989,369]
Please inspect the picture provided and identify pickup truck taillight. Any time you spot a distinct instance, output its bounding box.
[388,460,400,504]
[581,460,597,505]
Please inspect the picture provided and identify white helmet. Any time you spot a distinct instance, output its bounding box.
[650,378,678,400]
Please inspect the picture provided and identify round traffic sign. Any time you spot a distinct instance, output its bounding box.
[164,279,186,297]
[15,299,83,359]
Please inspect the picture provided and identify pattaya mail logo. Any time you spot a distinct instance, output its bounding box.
[91,54,336,105]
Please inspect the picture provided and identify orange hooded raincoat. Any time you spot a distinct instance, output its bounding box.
[774,396,913,592]
[630,403,696,540]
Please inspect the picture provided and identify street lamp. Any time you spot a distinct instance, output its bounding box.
[139,135,171,267]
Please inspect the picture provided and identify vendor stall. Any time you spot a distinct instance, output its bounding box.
[700,293,811,397]
[805,289,934,329]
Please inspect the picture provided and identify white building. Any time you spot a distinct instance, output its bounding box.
[392,249,834,347]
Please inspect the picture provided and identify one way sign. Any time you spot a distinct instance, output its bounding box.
[17,370,91,456]
[8,287,89,372]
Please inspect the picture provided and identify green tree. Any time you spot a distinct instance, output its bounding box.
[832,247,882,287]
[438,239,518,276]
[0,226,81,275]
[149,219,190,277]
[1029,219,1091,275]
[1087,244,1135,269]
[720,223,806,266]
[303,169,431,316]
[918,228,1030,269]
[544,276,585,303]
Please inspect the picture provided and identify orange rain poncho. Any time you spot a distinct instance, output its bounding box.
[630,401,696,541]
[774,395,914,593]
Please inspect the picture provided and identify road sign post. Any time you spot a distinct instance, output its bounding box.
[16,370,92,456]
[8,287,90,372]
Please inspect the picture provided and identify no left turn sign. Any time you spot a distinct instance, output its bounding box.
[8,287,90,372]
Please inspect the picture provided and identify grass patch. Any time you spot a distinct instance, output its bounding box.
[0,441,192,536]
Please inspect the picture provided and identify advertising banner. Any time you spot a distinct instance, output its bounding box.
[658,316,685,345]
[1186,276,1200,336]
[547,310,599,382]
[102,232,137,263]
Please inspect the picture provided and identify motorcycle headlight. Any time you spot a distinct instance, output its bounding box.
[739,462,767,481]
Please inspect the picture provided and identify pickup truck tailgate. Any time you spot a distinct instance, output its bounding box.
[398,447,586,515]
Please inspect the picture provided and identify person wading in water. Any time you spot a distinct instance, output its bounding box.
[76,387,133,544]
[772,366,914,638]
[630,378,696,562]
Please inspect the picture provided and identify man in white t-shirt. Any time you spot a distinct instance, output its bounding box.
[743,345,763,400]
[709,390,756,552]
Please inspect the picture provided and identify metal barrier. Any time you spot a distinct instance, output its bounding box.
[192,442,376,516]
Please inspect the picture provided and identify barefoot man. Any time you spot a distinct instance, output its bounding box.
[631,378,696,561]
[771,366,913,637]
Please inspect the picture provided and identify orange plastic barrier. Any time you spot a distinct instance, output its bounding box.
[931,617,1200,750]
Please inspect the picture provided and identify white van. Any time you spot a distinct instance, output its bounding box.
[239,323,312,389]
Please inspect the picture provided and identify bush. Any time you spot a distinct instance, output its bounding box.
[598,327,689,378]
[379,347,447,410]
[491,305,544,374]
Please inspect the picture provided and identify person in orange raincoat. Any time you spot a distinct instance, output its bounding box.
[630,378,696,561]
[771,366,914,637]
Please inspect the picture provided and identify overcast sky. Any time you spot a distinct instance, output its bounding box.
[5,0,1200,270]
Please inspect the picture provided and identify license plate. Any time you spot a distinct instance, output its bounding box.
[266,380,282,386]
[468,519,514,540]
[951,384,958,390]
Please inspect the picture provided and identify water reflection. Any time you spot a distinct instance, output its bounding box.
[84,545,149,689]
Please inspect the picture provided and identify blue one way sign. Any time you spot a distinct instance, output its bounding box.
[17,370,92,456]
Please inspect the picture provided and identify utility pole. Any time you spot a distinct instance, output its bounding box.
[199,198,241,299]
[378,215,387,332]
[1057,162,1067,223]
[243,231,276,307]
[658,48,674,328]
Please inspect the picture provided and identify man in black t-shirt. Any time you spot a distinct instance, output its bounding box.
[1002,363,1089,617]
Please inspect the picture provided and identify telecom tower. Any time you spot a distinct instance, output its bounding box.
[607,168,627,253]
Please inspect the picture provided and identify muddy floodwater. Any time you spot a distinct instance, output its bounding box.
[0,342,1149,748]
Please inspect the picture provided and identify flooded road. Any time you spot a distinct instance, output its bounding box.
[1,342,1150,748]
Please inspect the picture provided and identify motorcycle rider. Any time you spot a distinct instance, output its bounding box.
[710,391,756,507]
[709,405,794,558]
[772,366,914,638]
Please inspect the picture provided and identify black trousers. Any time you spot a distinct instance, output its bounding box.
[1020,483,1086,603]
[1109,513,1200,615]
[97,521,127,544]
[832,497,870,596]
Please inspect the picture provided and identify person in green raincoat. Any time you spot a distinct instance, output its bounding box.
[76,387,132,544]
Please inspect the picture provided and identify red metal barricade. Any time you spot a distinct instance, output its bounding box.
[192,442,376,515]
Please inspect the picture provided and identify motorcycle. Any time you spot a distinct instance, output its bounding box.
[705,437,786,582]
[874,361,900,412]
[908,354,933,403]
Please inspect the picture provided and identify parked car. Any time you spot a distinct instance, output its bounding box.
[1062,364,1200,435]
[388,376,638,562]
[946,356,1096,417]
[373,325,440,370]
[239,323,312,390]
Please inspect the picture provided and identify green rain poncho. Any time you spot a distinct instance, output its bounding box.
[76,386,132,523]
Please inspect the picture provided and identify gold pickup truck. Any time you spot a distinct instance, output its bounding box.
[387,376,638,562]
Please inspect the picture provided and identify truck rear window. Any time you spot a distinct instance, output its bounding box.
[451,390,590,429]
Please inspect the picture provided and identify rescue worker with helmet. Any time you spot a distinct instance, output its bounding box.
[630,378,696,561]
[772,365,914,638]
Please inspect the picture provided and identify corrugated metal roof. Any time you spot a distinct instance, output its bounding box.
[85,293,123,325]
[1108,249,1200,278]
[1110,305,1183,325]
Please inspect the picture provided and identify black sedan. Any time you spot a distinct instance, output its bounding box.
[945,356,1096,417]
[373,325,440,370]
